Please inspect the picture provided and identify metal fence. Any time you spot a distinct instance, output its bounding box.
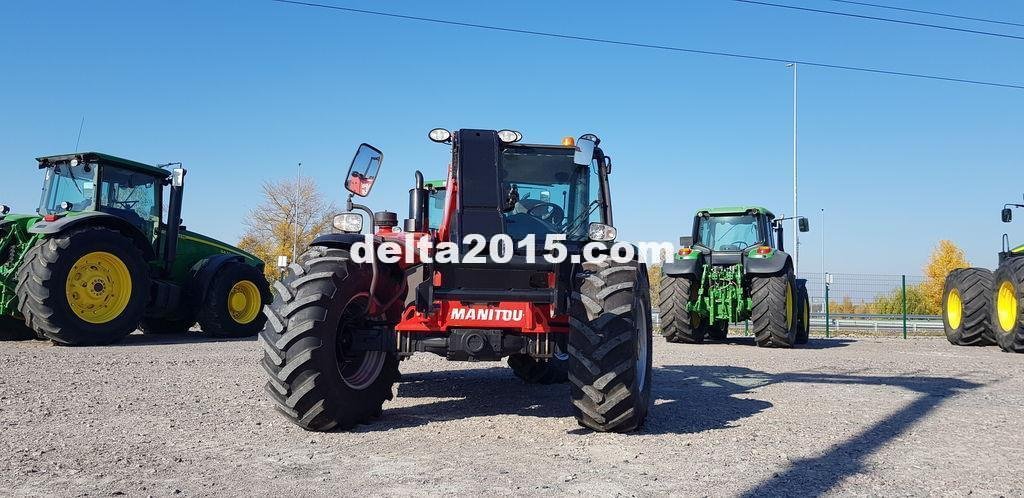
[650,271,943,339]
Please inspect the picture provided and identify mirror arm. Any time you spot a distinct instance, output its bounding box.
[347,194,382,315]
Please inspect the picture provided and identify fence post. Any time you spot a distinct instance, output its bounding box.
[824,282,830,339]
[901,274,908,339]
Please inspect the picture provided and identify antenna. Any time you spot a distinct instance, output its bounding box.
[74,117,85,152]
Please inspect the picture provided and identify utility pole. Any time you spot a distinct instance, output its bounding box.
[293,162,302,263]
[821,207,825,310]
[787,63,799,275]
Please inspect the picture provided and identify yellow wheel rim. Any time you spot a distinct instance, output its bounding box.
[785,281,794,330]
[996,280,1018,333]
[65,251,132,324]
[228,280,262,324]
[803,296,810,330]
[946,288,963,330]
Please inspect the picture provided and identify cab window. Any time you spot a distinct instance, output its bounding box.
[98,168,161,233]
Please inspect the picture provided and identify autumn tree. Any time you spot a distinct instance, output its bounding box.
[919,240,969,314]
[238,176,337,280]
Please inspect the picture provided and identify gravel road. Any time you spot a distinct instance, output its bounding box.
[0,332,1021,497]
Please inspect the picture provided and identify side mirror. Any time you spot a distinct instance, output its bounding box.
[346,143,383,197]
[798,217,810,232]
[1003,208,1013,223]
[679,236,693,247]
[574,137,596,166]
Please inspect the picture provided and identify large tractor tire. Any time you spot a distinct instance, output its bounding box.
[568,259,653,432]
[15,227,150,346]
[140,317,196,335]
[198,262,270,338]
[706,320,729,341]
[508,352,569,384]
[750,272,798,348]
[795,280,811,345]
[942,268,995,346]
[658,275,706,343]
[261,246,400,431]
[992,259,1024,353]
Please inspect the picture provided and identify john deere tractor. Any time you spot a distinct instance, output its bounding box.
[942,198,1024,353]
[0,152,270,346]
[659,207,811,348]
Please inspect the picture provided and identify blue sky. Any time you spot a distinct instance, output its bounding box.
[1,0,1022,275]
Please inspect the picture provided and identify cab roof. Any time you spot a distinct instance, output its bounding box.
[36,152,171,178]
[696,206,776,219]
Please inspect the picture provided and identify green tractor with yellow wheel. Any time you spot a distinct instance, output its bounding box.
[659,206,811,348]
[0,152,270,346]
[942,199,1024,353]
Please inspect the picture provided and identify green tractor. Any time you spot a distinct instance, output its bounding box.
[942,199,1024,353]
[0,152,270,346]
[659,206,811,348]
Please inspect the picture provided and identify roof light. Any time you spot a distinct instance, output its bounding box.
[0,204,9,215]
[562,136,575,147]
[497,129,522,143]
[428,128,452,143]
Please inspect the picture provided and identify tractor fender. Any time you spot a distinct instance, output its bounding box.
[744,251,792,276]
[310,233,371,251]
[28,212,156,261]
[662,255,703,279]
[188,254,271,310]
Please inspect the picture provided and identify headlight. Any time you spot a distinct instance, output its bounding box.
[333,213,364,233]
[497,129,522,143]
[588,222,616,241]
[428,128,452,143]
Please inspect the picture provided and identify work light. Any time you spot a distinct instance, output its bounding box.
[588,222,617,242]
[428,128,452,143]
[333,213,364,233]
[497,129,522,143]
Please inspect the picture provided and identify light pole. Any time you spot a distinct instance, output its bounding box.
[787,62,799,275]
[821,207,825,308]
[293,162,302,263]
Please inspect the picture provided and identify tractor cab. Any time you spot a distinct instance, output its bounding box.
[681,206,809,266]
[35,153,177,242]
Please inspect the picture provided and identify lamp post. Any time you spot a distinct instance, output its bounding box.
[786,62,799,275]
[293,162,302,263]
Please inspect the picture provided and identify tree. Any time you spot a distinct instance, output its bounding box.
[919,240,969,314]
[238,176,337,280]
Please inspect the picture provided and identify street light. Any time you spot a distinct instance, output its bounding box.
[786,62,799,275]
[293,162,302,263]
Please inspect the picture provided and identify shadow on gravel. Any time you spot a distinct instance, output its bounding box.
[654,366,986,497]
[362,365,775,435]
[114,332,257,347]
[707,336,855,350]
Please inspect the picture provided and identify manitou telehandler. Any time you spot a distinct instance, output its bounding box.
[659,207,811,348]
[261,129,653,432]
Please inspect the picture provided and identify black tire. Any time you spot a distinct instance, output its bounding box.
[706,320,729,341]
[508,352,569,384]
[15,227,150,346]
[992,259,1024,353]
[139,317,196,335]
[658,275,705,343]
[795,280,810,345]
[261,246,400,431]
[568,259,653,432]
[942,268,995,346]
[197,262,270,338]
[750,272,797,348]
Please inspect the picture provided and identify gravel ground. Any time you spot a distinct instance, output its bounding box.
[0,331,1021,497]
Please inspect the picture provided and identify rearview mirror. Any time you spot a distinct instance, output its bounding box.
[574,137,596,166]
[346,143,383,197]
[679,236,693,247]
[1003,208,1013,223]
[798,217,810,232]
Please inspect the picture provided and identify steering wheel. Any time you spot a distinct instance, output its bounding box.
[525,202,565,225]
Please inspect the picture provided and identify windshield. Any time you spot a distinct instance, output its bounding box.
[39,162,97,214]
[500,146,602,241]
[697,214,762,251]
